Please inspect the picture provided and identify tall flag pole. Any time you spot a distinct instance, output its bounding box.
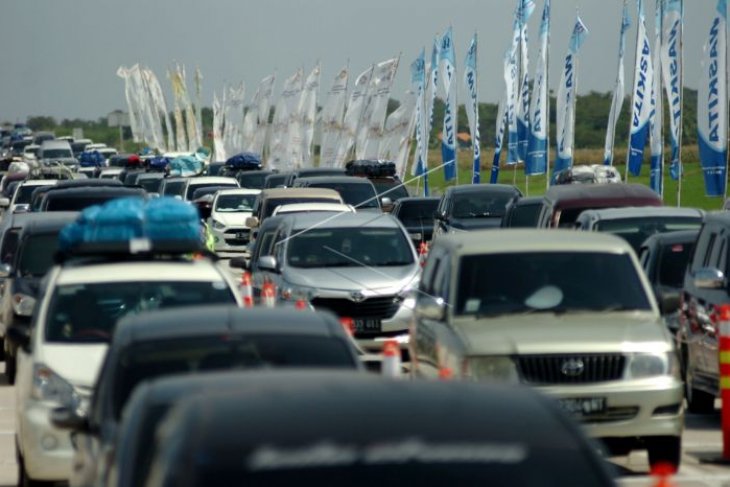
[627,0,654,179]
[440,27,458,182]
[554,16,589,177]
[649,0,664,196]
[517,0,537,164]
[604,0,631,167]
[661,0,684,205]
[464,33,481,184]
[410,49,428,195]
[491,85,508,184]
[526,0,550,177]
[697,0,728,198]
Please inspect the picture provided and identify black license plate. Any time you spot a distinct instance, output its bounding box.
[557,397,606,417]
[236,232,249,240]
[353,319,382,333]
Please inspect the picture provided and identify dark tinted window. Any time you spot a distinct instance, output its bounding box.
[595,217,702,252]
[113,335,355,418]
[371,180,409,200]
[186,183,237,200]
[287,227,413,268]
[138,178,163,193]
[308,182,378,209]
[452,192,513,218]
[162,181,186,197]
[264,175,287,188]
[15,185,50,205]
[505,204,542,227]
[45,195,126,211]
[456,252,651,315]
[395,200,439,224]
[41,148,73,159]
[238,173,269,189]
[17,233,59,277]
[1,229,20,264]
[45,281,235,344]
[658,242,695,288]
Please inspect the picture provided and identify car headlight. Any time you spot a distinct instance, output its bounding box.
[463,356,520,383]
[624,352,678,379]
[211,219,226,230]
[31,363,81,407]
[280,286,315,301]
[12,293,36,317]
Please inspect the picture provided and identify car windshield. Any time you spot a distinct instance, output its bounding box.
[396,201,439,225]
[138,178,163,193]
[45,281,235,344]
[163,181,186,197]
[186,183,237,200]
[15,185,49,204]
[595,217,702,252]
[263,198,338,218]
[456,252,652,316]
[45,194,127,212]
[17,233,58,277]
[112,335,355,419]
[452,192,513,218]
[659,242,695,288]
[264,175,287,188]
[371,180,409,200]
[310,182,378,209]
[42,149,73,159]
[238,173,269,189]
[215,194,257,212]
[287,227,413,268]
[506,204,542,228]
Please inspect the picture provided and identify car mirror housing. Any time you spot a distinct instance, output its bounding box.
[258,255,278,273]
[0,263,11,279]
[245,216,260,228]
[50,406,89,432]
[0,198,9,208]
[694,267,725,290]
[415,295,446,321]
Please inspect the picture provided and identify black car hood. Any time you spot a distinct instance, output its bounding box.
[449,217,502,231]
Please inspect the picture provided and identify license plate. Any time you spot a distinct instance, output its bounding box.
[236,232,249,239]
[556,397,606,417]
[409,232,423,241]
[353,319,382,333]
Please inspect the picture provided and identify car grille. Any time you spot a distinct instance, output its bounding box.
[580,407,639,424]
[517,354,625,384]
[224,229,250,245]
[310,296,400,320]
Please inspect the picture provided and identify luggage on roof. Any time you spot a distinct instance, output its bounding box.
[78,151,106,167]
[147,156,171,171]
[345,159,397,177]
[168,156,204,177]
[225,152,262,170]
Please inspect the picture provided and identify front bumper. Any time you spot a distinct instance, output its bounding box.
[539,376,684,440]
[18,398,73,481]
[211,226,250,252]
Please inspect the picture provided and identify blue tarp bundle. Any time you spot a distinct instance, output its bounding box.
[148,156,171,171]
[78,151,106,167]
[168,156,204,177]
[59,197,200,251]
[225,152,261,170]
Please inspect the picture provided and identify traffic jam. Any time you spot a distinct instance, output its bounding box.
[0,137,723,486]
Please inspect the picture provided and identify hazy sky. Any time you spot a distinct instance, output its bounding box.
[0,0,718,122]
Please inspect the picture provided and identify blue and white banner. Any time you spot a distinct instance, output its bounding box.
[464,34,481,184]
[628,0,654,177]
[661,0,683,180]
[603,0,631,166]
[491,98,507,184]
[410,49,428,195]
[440,27,458,182]
[516,0,537,163]
[425,36,440,178]
[554,16,589,174]
[649,0,663,195]
[526,0,550,175]
[505,47,519,165]
[698,0,727,197]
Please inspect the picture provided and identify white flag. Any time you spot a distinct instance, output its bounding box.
[212,92,226,161]
[603,1,631,166]
[380,91,416,176]
[358,57,399,159]
[253,75,275,157]
[335,65,374,165]
[299,65,321,167]
[320,66,349,167]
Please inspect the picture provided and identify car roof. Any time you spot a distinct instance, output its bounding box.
[702,211,730,226]
[543,183,662,208]
[578,206,704,221]
[296,176,374,185]
[43,187,145,198]
[436,229,634,255]
[640,229,700,247]
[55,259,225,285]
[18,179,58,187]
[445,183,520,195]
[187,177,238,185]
[273,202,353,213]
[112,306,342,347]
[286,211,401,231]
[214,188,261,196]
[54,178,123,189]
[261,187,343,199]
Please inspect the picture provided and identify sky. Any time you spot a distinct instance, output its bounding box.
[0,0,719,122]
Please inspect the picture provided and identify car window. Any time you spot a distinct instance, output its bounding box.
[163,181,186,197]
[44,281,236,344]
[237,173,268,189]
[396,201,439,225]
[658,242,695,288]
[16,233,60,277]
[451,192,513,218]
[691,225,713,271]
[595,217,702,253]
[1,229,20,264]
[309,183,378,209]
[215,194,257,212]
[456,252,652,316]
[186,183,237,200]
[703,233,717,268]
[638,247,650,270]
[254,230,276,265]
[507,204,542,228]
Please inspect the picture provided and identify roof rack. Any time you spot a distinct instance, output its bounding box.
[54,237,210,264]
[345,159,397,178]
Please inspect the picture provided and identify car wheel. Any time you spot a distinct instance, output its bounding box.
[684,360,715,414]
[646,436,681,472]
[5,352,16,385]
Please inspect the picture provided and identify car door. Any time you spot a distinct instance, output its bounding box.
[702,231,729,381]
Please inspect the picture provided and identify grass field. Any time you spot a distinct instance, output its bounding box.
[405,145,727,211]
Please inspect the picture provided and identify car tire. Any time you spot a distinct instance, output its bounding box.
[5,353,16,385]
[684,363,715,414]
[0,336,5,361]
[646,436,681,472]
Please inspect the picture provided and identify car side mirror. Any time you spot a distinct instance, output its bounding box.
[380,197,392,210]
[0,197,9,209]
[246,216,260,228]
[415,295,446,321]
[694,267,725,289]
[229,256,249,270]
[0,263,11,279]
[6,324,30,353]
[258,255,278,273]
[658,291,680,315]
[50,406,89,432]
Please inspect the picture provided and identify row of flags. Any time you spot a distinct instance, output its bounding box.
[118,0,729,199]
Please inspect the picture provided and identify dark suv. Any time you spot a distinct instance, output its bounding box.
[679,212,730,412]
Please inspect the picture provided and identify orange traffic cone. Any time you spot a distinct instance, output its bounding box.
[294,298,307,310]
[418,241,429,267]
[382,339,402,378]
[240,272,253,308]
[261,280,276,308]
[339,317,355,336]
[650,462,677,487]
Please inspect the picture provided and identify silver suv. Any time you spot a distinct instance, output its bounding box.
[409,229,684,470]
[246,212,419,351]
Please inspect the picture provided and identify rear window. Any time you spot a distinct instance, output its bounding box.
[186,183,237,200]
[45,195,127,212]
[163,181,186,197]
[505,204,541,228]
[309,182,378,209]
[238,173,269,189]
[395,200,439,224]
[113,335,356,418]
[595,217,702,252]
[371,180,409,200]
[658,242,695,288]
[138,178,163,193]
[17,232,59,277]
